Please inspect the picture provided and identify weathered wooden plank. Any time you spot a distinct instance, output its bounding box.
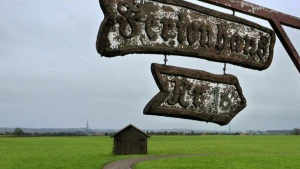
[144,63,247,126]
[97,0,276,70]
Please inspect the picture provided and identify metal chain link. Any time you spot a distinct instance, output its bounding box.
[164,54,168,66]
[224,10,235,75]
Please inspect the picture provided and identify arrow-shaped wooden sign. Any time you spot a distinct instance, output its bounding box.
[144,63,247,126]
[97,0,276,70]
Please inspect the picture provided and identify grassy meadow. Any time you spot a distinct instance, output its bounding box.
[0,135,300,169]
[137,136,300,169]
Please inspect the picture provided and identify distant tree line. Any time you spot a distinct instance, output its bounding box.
[1,127,299,136]
[246,128,300,135]
[146,130,241,136]
[1,128,88,136]
[293,128,300,135]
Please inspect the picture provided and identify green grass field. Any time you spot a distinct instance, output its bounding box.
[0,135,300,169]
[136,136,300,169]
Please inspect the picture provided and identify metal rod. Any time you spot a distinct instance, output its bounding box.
[269,20,300,73]
[197,0,300,29]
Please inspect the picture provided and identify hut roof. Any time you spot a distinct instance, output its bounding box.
[111,124,150,138]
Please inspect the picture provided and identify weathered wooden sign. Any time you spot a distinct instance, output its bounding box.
[144,63,247,126]
[198,0,300,73]
[97,0,276,70]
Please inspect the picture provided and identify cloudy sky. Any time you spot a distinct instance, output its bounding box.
[0,0,299,131]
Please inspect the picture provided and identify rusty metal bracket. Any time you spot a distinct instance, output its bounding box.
[198,0,300,73]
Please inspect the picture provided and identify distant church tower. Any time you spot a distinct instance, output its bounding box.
[86,121,89,133]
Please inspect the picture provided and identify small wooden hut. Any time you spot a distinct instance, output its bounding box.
[112,124,150,155]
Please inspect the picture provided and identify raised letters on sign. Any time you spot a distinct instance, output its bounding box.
[97,0,276,70]
[144,63,247,126]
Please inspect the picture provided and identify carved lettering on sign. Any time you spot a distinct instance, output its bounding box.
[176,14,188,44]
[160,17,176,41]
[145,16,159,41]
[97,0,276,70]
[116,1,142,38]
[243,35,257,56]
[167,77,192,108]
[187,23,199,46]
[215,23,229,52]
[161,75,241,115]
[144,63,247,126]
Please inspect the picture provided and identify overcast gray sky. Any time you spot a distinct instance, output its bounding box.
[0,0,299,131]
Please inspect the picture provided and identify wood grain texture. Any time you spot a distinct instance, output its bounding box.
[112,124,149,155]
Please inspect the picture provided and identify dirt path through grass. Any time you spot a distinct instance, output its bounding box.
[102,152,299,169]
[102,154,218,169]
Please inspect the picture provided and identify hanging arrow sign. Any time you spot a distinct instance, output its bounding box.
[144,63,247,126]
[97,0,276,70]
